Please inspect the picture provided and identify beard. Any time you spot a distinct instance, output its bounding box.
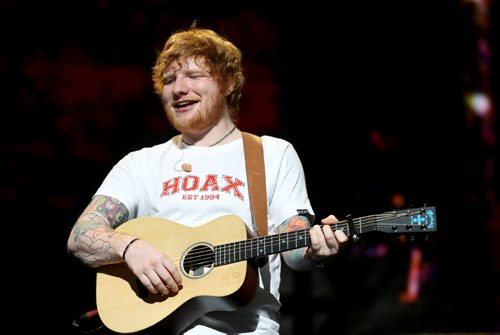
[165,91,227,133]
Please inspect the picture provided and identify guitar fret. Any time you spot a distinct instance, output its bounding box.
[229,242,233,264]
[239,240,244,262]
[268,234,276,255]
[222,244,226,265]
[223,244,226,265]
[232,241,236,263]
[258,237,265,256]
[225,243,228,264]
[222,243,226,265]
[219,244,222,266]
[215,246,218,266]
[243,240,247,260]
[215,245,220,266]
[298,230,305,248]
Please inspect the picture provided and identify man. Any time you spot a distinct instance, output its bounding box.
[67,23,348,334]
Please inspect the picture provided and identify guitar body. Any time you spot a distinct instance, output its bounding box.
[96,215,258,334]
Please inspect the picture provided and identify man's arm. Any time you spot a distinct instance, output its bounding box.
[67,195,133,267]
[277,215,348,271]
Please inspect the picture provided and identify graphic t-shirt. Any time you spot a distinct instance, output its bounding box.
[95,135,314,334]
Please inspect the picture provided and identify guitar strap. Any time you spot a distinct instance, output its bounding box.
[241,132,268,237]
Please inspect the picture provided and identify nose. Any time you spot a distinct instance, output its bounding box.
[172,76,188,95]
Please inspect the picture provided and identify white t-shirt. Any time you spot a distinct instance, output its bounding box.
[95,135,314,334]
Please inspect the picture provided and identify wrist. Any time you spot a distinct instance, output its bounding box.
[122,237,140,260]
[305,248,328,269]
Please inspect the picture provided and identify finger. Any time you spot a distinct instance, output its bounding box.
[155,267,180,294]
[311,225,334,257]
[136,273,158,294]
[322,224,334,240]
[149,272,173,295]
[322,225,342,253]
[309,225,324,251]
[320,214,339,225]
[334,229,349,243]
[162,258,183,286]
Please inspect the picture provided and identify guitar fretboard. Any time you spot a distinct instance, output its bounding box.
[214,206,436,267]
[215,229,311,266]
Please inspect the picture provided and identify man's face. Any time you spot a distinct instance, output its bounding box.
[161,56,226,133]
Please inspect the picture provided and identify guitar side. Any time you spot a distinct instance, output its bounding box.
[96,215,258,334]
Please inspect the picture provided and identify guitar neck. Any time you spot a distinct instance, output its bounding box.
[215,206,437,266]
[215,228,311,266]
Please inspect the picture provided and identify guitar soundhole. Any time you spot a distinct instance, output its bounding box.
[182,243,214,278]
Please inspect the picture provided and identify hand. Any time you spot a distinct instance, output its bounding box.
[123,239,183,295]
[308,215,348,261]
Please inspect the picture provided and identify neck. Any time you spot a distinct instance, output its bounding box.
[182,125,237,147]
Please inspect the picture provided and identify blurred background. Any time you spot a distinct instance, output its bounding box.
[2,0,498,334]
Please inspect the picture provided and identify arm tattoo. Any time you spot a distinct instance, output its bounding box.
[276,216,310,265]
[276,215,309,234]
[72,195,129,267]
[93,195,129,228]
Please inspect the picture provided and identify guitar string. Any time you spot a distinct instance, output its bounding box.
[181,224,419,265]
[177,218,432,265]
[165,212,433,266]
[168,213,433,265]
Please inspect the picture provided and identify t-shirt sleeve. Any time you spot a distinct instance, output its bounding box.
[264,137,315,231]
[94,152,141,219]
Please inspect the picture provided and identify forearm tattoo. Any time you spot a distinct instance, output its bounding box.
[277,216,310,266]
[72,195,129,266]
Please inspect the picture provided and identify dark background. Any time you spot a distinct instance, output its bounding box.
[3,1,499,334]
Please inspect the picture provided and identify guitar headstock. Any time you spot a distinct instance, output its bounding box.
[331,206,437,243]
[372,206,437,234]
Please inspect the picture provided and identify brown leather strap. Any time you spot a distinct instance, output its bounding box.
[242,132,268,237]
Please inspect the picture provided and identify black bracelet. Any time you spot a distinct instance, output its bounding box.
[306,247,327,269]
[122,238,140,260]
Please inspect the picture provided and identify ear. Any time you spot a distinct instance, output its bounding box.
[224,79,235,97]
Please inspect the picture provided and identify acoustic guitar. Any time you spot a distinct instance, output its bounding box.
[96,206,437,333]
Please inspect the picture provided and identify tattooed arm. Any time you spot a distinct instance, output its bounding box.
[67,195,131,268]
[67,195,182,295]
[277,215,348,271]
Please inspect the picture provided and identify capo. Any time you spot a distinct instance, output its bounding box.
[346,214,359,241]
[297,208,314,223]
